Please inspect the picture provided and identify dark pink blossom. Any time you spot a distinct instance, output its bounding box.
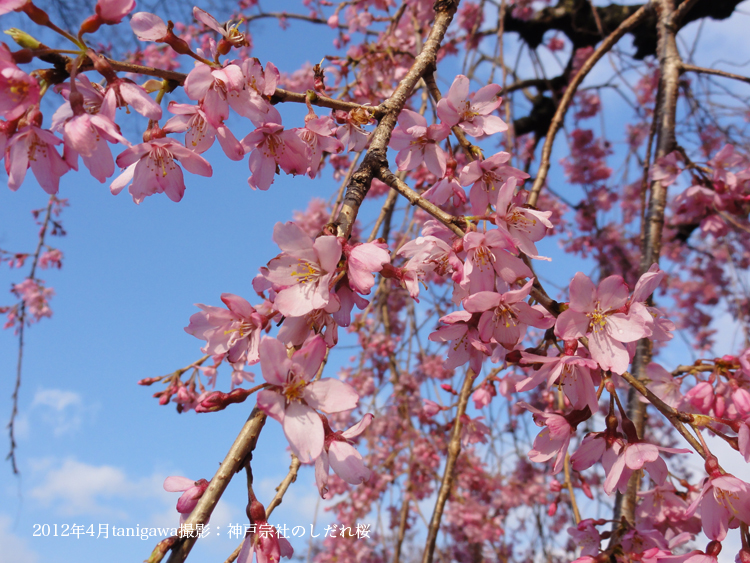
[164,476,209,524]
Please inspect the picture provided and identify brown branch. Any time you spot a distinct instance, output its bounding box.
[527,3,651,207]
[376,166,466,237]
[164,408,267,563]
[333,0,461,238]
[265,455,301,517]
[422,368,475,563]
[680,63,750,86]
[615,0,685,528]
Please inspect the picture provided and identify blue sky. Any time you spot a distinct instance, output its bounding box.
[1,1,750,562]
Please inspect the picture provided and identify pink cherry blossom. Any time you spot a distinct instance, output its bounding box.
[494,176,553,260]
[61,108,129,183]
[389,109,450,178]
[518,402,576,474]
[436,75,507,137]
[343,240,390,295]
[184,63,245,125]
[297,115,343,178]
[255,336,358,463]
[264,222,342,318]
[102,78,162,120]
[461,229,531,294]
[518,350,600,413]
[184,293,267,365]
[603,441,689,495]
[463,278,547,349]
[163,102,244,160]
[649,151,683,187]
[164,475,209,524]
[685,464,750,541]
[567,519,601,557]
[110,137,212,203]
[0,64,40,121]
[459,151,530,214]
[428,310,489,374]
[6,123,69,194]
[555,273,649,374]
[334,108,371,152]
[315,414,373,498]
[242,123,309,190]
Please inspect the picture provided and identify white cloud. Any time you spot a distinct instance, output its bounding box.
[30,388,85,436]
[30,458,157,517]
[0,514,39,563]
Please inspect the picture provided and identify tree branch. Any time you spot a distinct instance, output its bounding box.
[333,0,461,238]
[164,408,267,563]
[422,368,475,563]
[527,3,650,207]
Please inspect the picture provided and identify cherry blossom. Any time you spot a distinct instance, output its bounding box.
[685,459,750,541]
[389,109,450,178]
[6,122,69,194]
[255,336,358,463]
[0,63,39,121]
[163,102,244,160]
[555,273,649,374]
[436,74,507,137]
[184,293,267,365]
[518,348,600,413]
[315,413,373,498]
[164,475,209,524]
[110,136,212,203]
[264,222,342,317]
[459,152,530,214]
[242,123,309,190]
[463,278,547,349]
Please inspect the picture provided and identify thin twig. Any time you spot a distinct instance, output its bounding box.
[527,4,651,207]
[422,368,475,563]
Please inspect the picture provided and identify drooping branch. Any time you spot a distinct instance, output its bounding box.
[333,0,461,238]
[7,194,56,475]
[421,368,475,563]
[616,0,685,527]
[527,3,650,207]
[164,408,267,563]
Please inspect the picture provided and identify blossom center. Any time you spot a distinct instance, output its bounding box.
[292,259,322,284]
[587,306,609,333]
